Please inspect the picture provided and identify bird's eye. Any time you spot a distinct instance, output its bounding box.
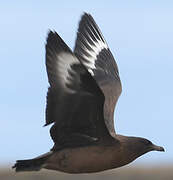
[140,139,152,145]
[144,139,152,145]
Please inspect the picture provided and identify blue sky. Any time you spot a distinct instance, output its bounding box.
[0,1,172,166]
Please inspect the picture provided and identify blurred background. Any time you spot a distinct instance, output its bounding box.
[0,0,172,179]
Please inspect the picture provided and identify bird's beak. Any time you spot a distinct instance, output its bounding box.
[152,144,165,152]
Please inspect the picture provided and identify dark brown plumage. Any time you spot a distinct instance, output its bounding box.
[12,13,164,174]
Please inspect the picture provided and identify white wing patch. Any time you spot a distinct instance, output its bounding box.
[82,39,108,67]
[57,52,80,90]
[78,27,108,76]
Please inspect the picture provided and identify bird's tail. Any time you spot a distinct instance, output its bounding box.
[12,152,52,172]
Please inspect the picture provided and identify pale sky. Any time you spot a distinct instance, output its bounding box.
[0,1,172,166]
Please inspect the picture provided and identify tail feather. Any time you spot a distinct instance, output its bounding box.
[12,159,44,172]
[12,152,52,172]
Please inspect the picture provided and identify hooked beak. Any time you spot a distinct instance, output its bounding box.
[152,144,165,152]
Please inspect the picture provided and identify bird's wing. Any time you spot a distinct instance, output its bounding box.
[45,31,109,147]
[74,13,122,137]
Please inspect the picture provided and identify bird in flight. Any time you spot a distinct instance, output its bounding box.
[13,13,164,174]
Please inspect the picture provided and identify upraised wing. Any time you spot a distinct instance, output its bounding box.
[45,31,109,148]
[74,13,122,137]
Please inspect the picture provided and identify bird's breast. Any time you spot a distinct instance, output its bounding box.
[44,145,126,173]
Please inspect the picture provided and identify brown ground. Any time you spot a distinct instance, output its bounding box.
[0,165,173,180]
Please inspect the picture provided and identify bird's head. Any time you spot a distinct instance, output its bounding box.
[118,135,165,160]
[126,136,165,158]
[136,137,164,152]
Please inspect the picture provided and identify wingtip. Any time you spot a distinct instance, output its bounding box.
[46,30,55,41]
[80,12,93,21]
[46,30,70,52]
[82,12,89,16]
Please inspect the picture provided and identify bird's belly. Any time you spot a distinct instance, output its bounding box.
[44,145,123,173]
